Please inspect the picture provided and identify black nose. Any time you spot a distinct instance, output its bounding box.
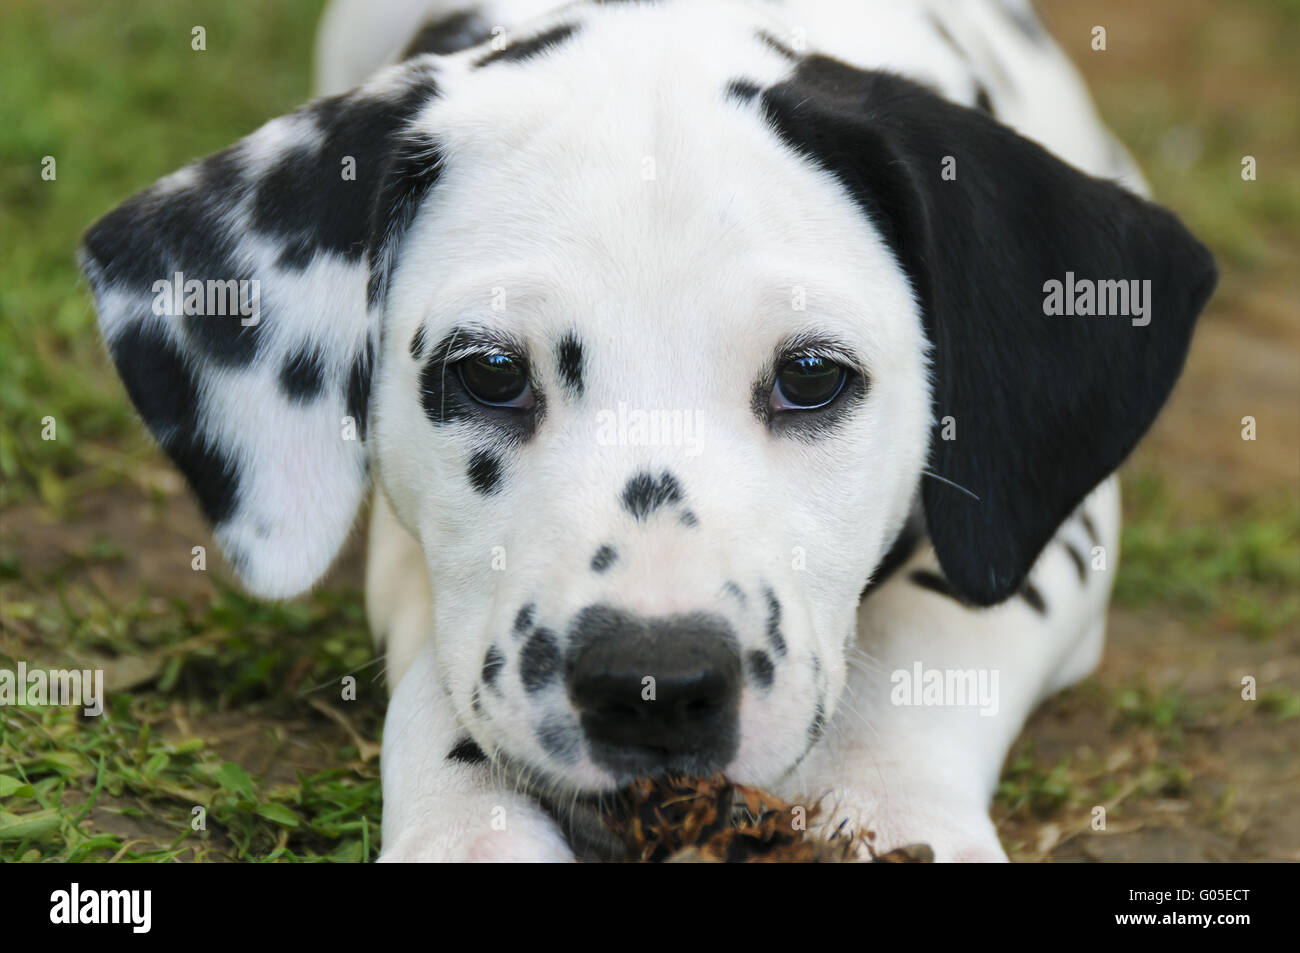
[566,606,741,779]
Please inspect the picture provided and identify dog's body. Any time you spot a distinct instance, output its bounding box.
[82,0,1214,861]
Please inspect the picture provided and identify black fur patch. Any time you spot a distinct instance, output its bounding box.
[474,22,579,68]
[447,736,488,764]
[402,10,495,57]
[1019,580,1047,614]
[974,83,995,115]
[1062,540,1087,581]
[747,649,775,689]
[1080,511,1100,547]
[514,603,536,635]
[254,80,439,274]
[808,698,827,745]
[556,332,584,395]
[762,587,787,658]
[409,324,427,360]
[909,569,966,606]
[279,345,326,401]
[367,132,444,309]
[621,471,682,520]
[106,322,241,525]
[482,645,505,687]
[520,627,562,693]
[726,78,761,103]
[467,450,503,495]
[756,30,798,61]
[722,581,746,605]
[759,59,1215,605]
[418,332,473,426]
[345,337,374,439]
[590,545,617,572]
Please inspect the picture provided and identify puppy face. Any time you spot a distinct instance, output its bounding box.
[373,58,931,789]
[82,2,1213,799]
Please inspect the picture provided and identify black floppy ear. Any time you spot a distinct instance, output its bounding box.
[761,58,1216,605]
[80,61,444,599]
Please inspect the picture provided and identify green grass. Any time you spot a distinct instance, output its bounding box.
[1,575,384,861]
[1114,475,1300,637]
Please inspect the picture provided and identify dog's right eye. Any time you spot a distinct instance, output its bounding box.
[457,353,532,407]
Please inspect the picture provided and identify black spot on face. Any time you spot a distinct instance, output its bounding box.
[467,450,503,495]
[279,345,325,402]
[590,545,617,573]
[762,587,787,658]
[747,649,774,689]
[722,581,746,606]
[726,78,761,103]
[482,645,505,688]
[474,22,580,68]
[402,10,495,57]
[556,332,584,396]
[679,510,698,528]
[514,603,536,636]
[447,736,487,764]
[520,627,561,693]
[409,324,427,360]
[621,471,682,520]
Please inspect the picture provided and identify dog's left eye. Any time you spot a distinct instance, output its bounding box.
[771,355,849,411]
[457,353,532,407]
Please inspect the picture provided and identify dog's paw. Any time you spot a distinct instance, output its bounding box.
[378,799,574,863]
[815,796,1007,863]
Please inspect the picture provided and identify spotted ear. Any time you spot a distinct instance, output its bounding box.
[761,58,1216,605]
[81,62,443,599]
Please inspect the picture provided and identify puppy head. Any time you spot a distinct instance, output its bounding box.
[83,4,1214,795]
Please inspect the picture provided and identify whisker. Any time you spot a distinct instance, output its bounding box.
[921,468,981,501]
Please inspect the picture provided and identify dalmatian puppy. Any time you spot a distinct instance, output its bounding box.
[82,0,1215,862]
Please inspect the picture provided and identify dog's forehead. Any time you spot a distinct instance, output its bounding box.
[383,5,918,371]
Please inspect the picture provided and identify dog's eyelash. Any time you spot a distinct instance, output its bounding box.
[775,334,862,373]
[442,338,529,366]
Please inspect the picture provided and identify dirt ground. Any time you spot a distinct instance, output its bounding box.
[2,0,1296,861]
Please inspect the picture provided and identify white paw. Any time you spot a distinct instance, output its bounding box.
[378,800,574,862]
[816,798,1007,863]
